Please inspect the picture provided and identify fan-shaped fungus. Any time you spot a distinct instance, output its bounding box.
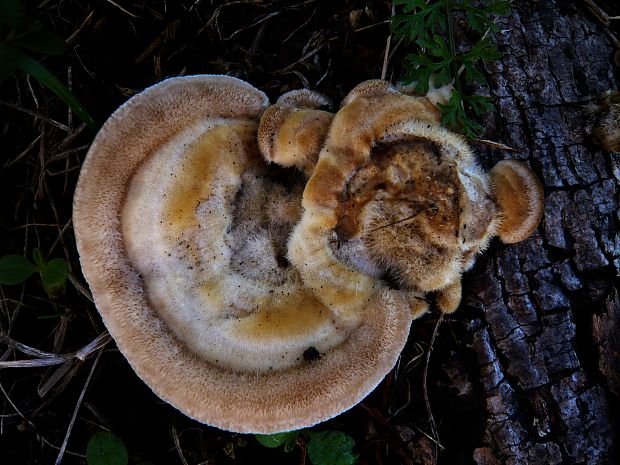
[74,76,412,433]
[74,75,544,434]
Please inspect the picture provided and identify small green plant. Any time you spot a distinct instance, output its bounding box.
[86,432,128,465]
[256,429,358,465]
[85,432,154,465]
[0,0,96,129]
[0,248,69,297]
[391,0,510,138]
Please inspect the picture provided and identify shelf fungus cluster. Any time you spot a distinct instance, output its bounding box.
[73,75,544,433]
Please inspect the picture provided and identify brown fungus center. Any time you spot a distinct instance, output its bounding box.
[336,138,460,241]
[331,138,461,289]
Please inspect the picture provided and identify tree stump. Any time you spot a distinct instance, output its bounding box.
[428,1,619,464]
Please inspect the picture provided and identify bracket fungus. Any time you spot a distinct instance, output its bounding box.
[73,75,544,433]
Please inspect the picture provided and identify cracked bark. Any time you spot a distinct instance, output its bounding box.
[426,1,618,464]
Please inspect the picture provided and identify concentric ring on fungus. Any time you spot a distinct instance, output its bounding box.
[73,75,413,433]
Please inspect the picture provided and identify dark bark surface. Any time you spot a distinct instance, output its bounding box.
[429,1,619,464]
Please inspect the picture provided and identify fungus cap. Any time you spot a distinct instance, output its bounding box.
[257,89,333,175]
[290,84,496,314]
[490,160,545,244]
[288,81,542,316]
[73,75,413,433]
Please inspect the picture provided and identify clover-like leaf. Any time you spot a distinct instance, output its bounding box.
[0,255,37,285]
[255,431,299,452]
[32,247,44,267]
[41,257,69,297]
[306,431,357,465]
[86,432,128,465]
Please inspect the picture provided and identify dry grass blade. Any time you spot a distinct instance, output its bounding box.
[171,419,190,465]
[0,100,70,132]
[54,348,103,465]
[423,314,445,456]
[353,20,391,34]
[66,11,96,45]
[283,8,317,42]
[4,134,43,167]
[582,0,611,26]
[37,359,77,397]
[47,218,72,258]
[45,145,90,166]
[75,332,112,360]
[276,34,325,73]
[223,11,281,41]
[68,272,94,303]
[0,334,65,359]
[104,0,139,18]
[381,6,395,81]
[54,123,87,152]
[134,19,182,64]
[0,332,111,369]
[0,379,33,426]
[472,138,519,152]
[0,358,70,368]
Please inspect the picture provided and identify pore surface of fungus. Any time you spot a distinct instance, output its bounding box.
[74,75,544,433]
[73,75,412,433]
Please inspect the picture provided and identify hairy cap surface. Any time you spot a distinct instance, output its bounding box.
[73,75,413,433]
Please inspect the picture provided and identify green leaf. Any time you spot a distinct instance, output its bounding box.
[439,91,487,139]
[0,0,22,35]
[465,1,511,34]
[0,43,96,129]
[306,431,357,465]
[40,257,69,297]
[393,0,506,140]
[32,247,44,267]
[86,432,128,465]
[13,21,66,55]
[464,94,494,116]
[0,255,37,285]
[463,38,502,63]
[462,61,486,85]
[255,431,299,452]
[391,1,445,44]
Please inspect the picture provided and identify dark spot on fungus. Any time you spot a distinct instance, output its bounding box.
[303,346,321,362]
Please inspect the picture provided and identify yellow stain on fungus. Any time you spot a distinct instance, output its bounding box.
[321,285,371,309]
[234,290,331,341]
[199,280,226,310]
[162,123,255,236]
